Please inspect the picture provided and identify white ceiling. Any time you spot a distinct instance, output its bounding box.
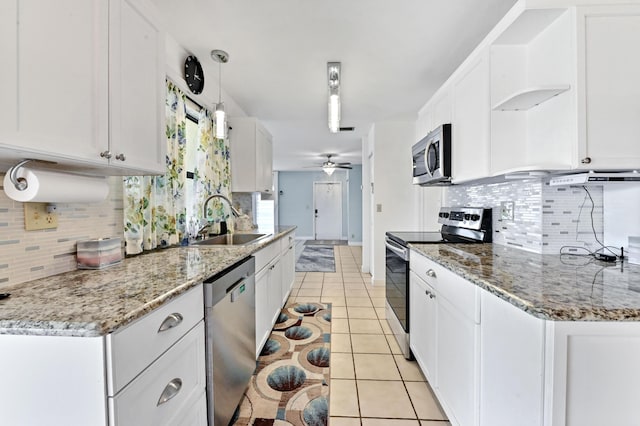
[150,0,517,171]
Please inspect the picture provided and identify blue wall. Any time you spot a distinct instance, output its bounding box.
[278,169,362,242]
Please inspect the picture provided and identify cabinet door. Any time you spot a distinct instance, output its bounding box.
[577,6,640,169]
[451,50,490,183]
[281,242,295,305]
[480,290,544,426]
[270,259,283,325]
[255,266,271,358]
[437,296,479,426]
[409,271,437,385]
[0,0,109,163]
[256,126,273,193]
[109,0,166,174]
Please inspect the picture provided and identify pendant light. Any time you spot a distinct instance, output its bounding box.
[211,49,229,139]
[327,62,341,133]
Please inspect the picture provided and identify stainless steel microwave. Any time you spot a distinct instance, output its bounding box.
[412,123,452,186]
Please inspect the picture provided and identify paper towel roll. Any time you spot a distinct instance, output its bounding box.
[3,167,109,203]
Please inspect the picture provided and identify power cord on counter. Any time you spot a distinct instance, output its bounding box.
[559,186,624,263]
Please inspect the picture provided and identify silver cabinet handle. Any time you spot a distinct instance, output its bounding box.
[157,378,182,406]
[425,289,436,299]
[100,150,112,159]
[426,269,437,278]
[158,313,183,332]
[581,157,592,164]
[115,153,126,161]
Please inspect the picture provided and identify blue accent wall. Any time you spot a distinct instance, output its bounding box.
[278,169,362,242]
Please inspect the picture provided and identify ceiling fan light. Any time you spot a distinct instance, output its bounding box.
[323,166,336,176]
[215,102,226,139]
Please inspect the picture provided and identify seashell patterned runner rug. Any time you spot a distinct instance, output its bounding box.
[232,302,331,426]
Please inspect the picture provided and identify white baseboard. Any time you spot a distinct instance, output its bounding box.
[348,241,363,246]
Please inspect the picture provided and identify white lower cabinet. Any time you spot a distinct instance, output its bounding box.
[480,289,545,426]
[109,322,206,426]
[0,284,206,426]
[410,248,640,426]
[409,270,437,384]
[254,231,297,357]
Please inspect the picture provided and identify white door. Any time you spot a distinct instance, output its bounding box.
[313,182,342,240]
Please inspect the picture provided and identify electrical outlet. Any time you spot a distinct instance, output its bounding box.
[24,203,59,230]
[500,201,515,221]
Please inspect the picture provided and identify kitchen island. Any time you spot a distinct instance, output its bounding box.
[408,243,640,426]
[0,225,296,426]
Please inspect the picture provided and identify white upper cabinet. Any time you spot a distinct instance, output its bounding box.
[489,3,640,175]
[108,0,166,174]
[0,0,166,175]
[229,117,274,193]
[576,5,640,170]
[451,49,491,183]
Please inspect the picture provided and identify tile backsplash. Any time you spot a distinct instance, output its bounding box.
[445,178,604,254]
[0,174,123,288]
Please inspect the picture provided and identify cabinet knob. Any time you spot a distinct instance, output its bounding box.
[157,378,182,406]
[100,150,112,159]
[581,157,592,164]
[425,289,436,299]
[426,269,437,278]
[115,153,126,161]
[157,313,184,332]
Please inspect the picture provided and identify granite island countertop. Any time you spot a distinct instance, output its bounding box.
[409,243,640,321]
[0,226,296,337]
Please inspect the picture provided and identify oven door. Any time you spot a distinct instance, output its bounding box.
[385,237,409,332]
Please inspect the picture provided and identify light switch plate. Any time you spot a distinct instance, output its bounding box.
[24,203,58,230]
[500,201,515,221]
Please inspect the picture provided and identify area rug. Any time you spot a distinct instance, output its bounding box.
[304,240,347,246]
[295,246,336,272]
[232,302,331,426]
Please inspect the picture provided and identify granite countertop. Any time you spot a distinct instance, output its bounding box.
[0,226,296,337]
[409,243,640,321]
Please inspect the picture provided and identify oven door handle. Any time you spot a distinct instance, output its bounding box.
[385,237,409,261]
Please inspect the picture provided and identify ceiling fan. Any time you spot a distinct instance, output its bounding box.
[309,154,352,175]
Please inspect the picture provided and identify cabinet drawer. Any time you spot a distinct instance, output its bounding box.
[410,250,479,323]
[280,232,295,254]
[109,321,206,426]
[106,285,204,394]
[254,241,280,272]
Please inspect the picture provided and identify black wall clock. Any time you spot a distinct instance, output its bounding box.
[184,55,204,94]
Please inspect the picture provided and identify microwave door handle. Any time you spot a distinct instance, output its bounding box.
[385,237,409,260]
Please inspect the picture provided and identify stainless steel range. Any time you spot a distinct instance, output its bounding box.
[385,207,492,359]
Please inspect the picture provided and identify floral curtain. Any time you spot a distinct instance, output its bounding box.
[123,81,187,254]
[191,108,233,232]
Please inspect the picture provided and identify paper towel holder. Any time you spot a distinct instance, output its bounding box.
[8,159,33,191]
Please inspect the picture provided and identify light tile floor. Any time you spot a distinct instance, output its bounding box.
[287,245,450,426]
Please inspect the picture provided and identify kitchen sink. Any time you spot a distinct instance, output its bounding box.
[191,233,269,246]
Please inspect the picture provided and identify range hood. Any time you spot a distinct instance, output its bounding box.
[549,171,640,186]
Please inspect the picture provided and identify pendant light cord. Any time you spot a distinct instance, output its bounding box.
[218,60,222,104]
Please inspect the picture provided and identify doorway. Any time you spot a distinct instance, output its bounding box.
[313,182,342,240]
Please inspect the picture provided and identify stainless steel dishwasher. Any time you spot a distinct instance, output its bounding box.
[204,256,256,426]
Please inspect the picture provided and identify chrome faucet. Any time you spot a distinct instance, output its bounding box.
[203,194,241,219]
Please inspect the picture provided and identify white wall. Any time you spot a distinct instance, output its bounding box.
[367,121,417,284]
[164,34,247,118]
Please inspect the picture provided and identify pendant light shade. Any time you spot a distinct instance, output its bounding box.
[327,62,341,133]
[211,49,229,139]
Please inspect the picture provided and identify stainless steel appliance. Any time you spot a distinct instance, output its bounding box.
[204,256,256,426]
[385,207,492,359]
[412,124,452,186]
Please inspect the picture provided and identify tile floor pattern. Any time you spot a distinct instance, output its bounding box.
[286,245,451,426]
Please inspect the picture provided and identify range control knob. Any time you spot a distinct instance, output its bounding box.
[439,212,445,218]
[464,214,471,221]
[444,213,449,218]
[471,214,480,221]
